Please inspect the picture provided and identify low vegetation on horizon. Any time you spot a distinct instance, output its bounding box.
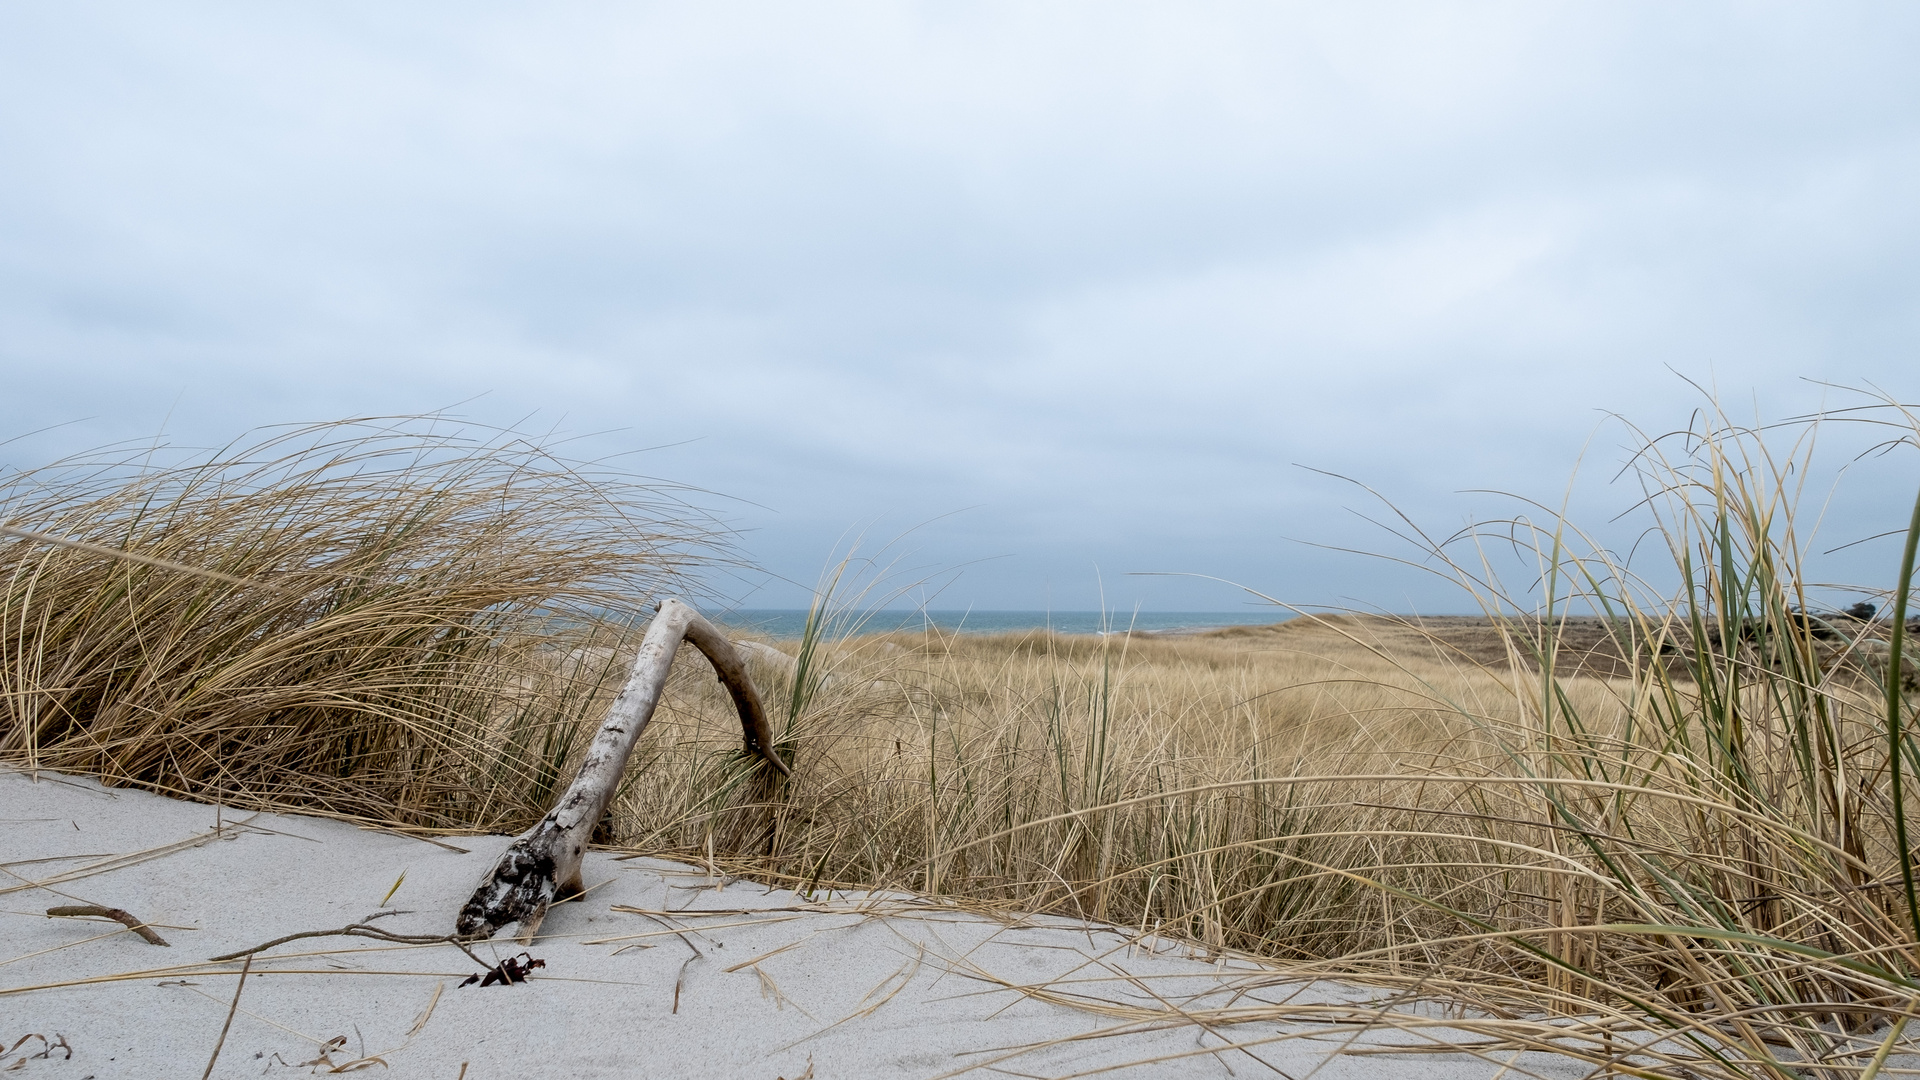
[4,400,1920,1080]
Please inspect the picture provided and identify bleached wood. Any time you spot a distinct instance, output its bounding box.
[732,638,845,691]
[455,598,790,941]
[731,638,797,670]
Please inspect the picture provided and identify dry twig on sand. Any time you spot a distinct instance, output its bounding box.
[209,922,487,968]
[44,904,169,946]
[198,955,250,1080]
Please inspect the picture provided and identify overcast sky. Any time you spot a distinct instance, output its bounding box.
[2,3,1916,612]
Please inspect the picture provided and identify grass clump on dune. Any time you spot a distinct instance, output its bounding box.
[0,419,712,829]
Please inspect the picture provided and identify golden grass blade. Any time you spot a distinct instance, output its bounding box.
[0,524,289,593]
[579,916,805,946]
[379,871,406,908]
[0,822,258,897]
[407,981,445,1038]
[169,981,329,1055]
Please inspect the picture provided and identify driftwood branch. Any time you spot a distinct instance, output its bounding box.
[731,638,801,673]
[45,904,170,946]
[732,638,841,692]
[455,598,789,941]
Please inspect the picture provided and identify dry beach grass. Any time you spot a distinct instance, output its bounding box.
[0,419,720,830]
[5,400,1920,1079]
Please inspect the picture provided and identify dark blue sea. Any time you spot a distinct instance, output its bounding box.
[713,609,1292,640]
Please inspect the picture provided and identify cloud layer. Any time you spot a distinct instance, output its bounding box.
[4,3,1917,610]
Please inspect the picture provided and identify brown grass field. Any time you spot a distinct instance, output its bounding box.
[6,403,1920,1079]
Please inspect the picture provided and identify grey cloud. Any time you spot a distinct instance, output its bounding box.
[3,2,1917,611]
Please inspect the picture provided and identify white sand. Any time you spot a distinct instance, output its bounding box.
[2,769,1614,1079]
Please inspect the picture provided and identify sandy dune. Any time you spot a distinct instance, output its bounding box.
[3,769,1614,1078]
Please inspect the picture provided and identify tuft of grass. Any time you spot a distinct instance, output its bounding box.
[0,418,717,829]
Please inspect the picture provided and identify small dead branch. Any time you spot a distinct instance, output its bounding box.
[455,598,791,941]
[45,904,170,946]
[208,922,484,967]
[199,955,251,1080]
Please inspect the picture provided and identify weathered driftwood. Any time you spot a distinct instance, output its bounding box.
[731,637,848,693]
[730,638,800,672]
[455,598,790,941]
[733,638,909,693]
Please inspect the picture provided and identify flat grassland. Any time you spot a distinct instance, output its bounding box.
[631,611,1894,966]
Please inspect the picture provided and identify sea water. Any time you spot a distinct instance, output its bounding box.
[715,609,1292,639]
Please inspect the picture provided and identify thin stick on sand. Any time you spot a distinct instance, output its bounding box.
[208,922,485,966]
[200,954,251,1080]
[44,904,170,946]
[455,598,791,942]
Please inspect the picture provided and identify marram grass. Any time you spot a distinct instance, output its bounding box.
[0,419,714,829]
[5,403,1920,1080]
